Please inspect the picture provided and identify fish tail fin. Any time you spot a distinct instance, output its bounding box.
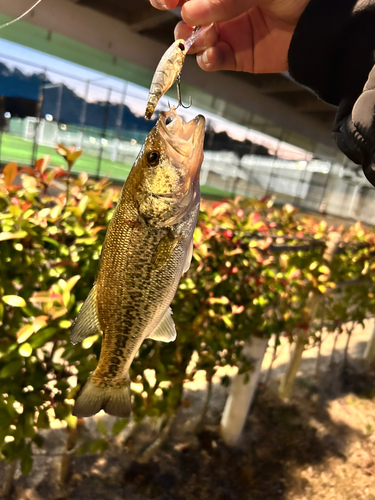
[73,378,131,418]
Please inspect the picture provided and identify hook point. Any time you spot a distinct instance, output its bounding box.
[176,75,192,110]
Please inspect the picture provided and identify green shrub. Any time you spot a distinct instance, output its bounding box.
[1,155,375,474]
[0,156,115,470]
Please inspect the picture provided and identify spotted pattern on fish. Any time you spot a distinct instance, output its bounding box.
[94,206,197,386]
[71,108,205,418]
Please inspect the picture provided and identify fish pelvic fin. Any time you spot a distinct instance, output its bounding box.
[70,284,101,345]
[148,307,177,343]
[73,378,131,418]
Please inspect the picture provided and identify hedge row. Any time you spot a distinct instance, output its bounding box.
[1,155,375,474]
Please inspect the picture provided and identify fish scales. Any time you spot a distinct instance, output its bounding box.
[71,108,205,418]
[94,203,197,384]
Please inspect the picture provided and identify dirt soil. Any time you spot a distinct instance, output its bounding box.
[2,324,375,500]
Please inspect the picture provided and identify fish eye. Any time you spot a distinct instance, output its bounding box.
[166,116,173,125]
[178,42,185,51]
[147,151,160,166]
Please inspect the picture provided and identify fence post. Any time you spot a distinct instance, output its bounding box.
[2,460,17,496]
[279,232,341,399]
[364,322,375,369]
[111,81,127,163]
[220,335,269,446]
[31,70,46,166]
[96,87,112,179]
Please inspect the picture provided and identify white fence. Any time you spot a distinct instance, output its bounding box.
[7,117,375,226]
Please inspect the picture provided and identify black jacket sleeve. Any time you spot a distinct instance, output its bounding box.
[288,0,375,186]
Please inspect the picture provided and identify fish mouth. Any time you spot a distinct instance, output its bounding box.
[159,108,205,180]
[159,108,205,153]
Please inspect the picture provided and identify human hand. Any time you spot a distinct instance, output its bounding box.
[150,0,310,73]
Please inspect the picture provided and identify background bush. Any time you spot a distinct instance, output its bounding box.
[1,156,375,474]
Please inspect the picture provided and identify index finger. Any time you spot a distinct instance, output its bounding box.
[182,0,259,26]
[150,0,186,10]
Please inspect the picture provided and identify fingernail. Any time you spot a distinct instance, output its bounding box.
[202,50,209,65]
[151,0,168,9]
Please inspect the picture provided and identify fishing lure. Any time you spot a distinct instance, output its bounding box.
[145,24,213,120]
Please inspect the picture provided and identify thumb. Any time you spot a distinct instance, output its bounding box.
[182,0,258,25]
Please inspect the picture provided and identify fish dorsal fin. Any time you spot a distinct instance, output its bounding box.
[148,307,177,343]
[182,238,193,274]
[70,284,101,345]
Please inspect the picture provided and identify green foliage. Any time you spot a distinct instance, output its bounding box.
[1,156,375,475]
[0,155,115,470]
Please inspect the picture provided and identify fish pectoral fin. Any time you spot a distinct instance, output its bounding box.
[182,238,193,274]
[70,284,101,345]
[151,231,181,270]
[148,307,177,343]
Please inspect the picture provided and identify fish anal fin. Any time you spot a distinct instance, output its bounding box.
[70,284,101,345]
[73,378,131,418]
[151,231,180,270]
[148,307,177,343]
[182,238,193,274]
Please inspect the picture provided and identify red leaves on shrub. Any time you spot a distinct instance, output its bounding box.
[3,162,18,190]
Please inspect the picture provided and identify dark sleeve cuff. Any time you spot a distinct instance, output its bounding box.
[288,0,375,186]
[288,0,375,106]
[334,66,375,186]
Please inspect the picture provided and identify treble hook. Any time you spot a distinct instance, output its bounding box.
[176,75,192,110]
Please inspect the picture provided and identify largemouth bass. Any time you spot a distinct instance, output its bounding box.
[145,24,213,120]
[71,108,205,418]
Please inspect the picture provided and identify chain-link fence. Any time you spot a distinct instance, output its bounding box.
[0,51,374,226]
